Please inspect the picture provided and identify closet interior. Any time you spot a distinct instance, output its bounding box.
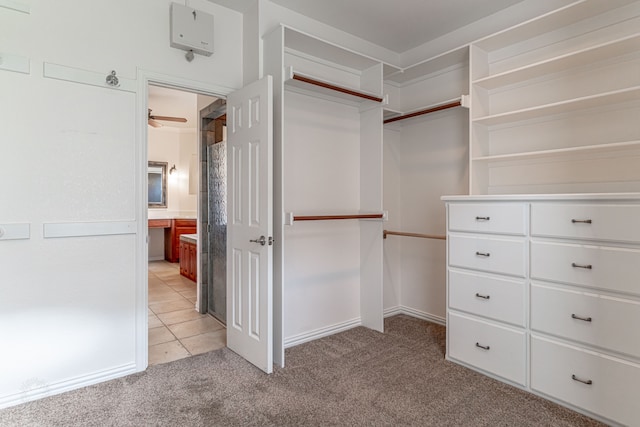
[262,2,640,395]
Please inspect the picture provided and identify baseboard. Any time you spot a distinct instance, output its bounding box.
[386,305,446,326]
[148,256,165,261]
[0,362,137,409]
[284,317,361,348]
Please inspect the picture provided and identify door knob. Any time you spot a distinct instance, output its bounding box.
[250,235,266,246]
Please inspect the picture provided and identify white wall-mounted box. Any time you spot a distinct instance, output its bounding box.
[170,3,214,57]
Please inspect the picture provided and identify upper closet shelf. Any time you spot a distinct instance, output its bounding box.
[473,0,637,52]
[383,96,468,124]
[284,66,384,104]
[473,33,640,90]
[473,86,640,126]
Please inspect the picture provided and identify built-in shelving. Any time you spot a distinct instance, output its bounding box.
[473,86,640,126]
[473,140,640,162]
[469,0,640,195]
[473,33,640,90]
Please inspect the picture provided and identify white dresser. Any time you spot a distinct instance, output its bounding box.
[442,194,640,427]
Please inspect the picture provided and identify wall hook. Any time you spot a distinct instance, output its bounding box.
[105,70,119,87]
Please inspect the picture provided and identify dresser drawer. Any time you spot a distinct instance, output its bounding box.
[531,204,640,243]
[449,270,525,327]
[449,235,526,277]
[531,336,640,427]
[530,241,640,295]
[531,283,640,358]
[448,203,527,235]
[448,313,526,385]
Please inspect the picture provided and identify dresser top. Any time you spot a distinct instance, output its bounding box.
[441,193,640,202]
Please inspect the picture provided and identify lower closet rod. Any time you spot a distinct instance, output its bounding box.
[383,230,446,240]
[294,213,384,221]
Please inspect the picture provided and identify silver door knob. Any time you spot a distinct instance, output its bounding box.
[250,235,266,246]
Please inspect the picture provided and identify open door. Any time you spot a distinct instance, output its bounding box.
[226,76,274,373]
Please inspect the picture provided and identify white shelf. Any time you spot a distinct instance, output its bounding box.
[473,140,640,162]
[284,67,384,105]
[473,33,640,90]
[473,86,640,126]
[384,46,468,84]
[474,0,637,52]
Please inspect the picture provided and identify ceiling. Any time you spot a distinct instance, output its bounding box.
[148,85,217,129]
[219,0,526,53]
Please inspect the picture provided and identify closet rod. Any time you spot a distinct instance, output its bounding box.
[291,73,384,103]
[294,213,384,221]
[383,230,446,240]
[383,100,461,124]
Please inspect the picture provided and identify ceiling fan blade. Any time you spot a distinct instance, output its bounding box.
[148,119,163,128]
[149,115,187,123]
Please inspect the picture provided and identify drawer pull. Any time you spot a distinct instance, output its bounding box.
[475,251,491,257]
[571,219,592,224]
[571,262,592,270]
[475,216,490,221]
[571,374,593,385]
[475,293,490,300]
[571,314,592,322]
[475,342,490,350]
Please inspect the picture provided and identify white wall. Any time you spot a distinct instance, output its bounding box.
[282,91,362,341]
[0,0,241,408]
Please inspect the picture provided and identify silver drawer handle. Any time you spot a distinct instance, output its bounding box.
[571,262,592,270]
[475,342,490,350]
[571,314,592,322]
[571,219,592,224]
[571,374,593,385]
[475,293,490,300]
[475,216,490,221]
[475,251,490,257]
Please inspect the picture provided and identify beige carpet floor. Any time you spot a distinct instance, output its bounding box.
[0,315,604,426]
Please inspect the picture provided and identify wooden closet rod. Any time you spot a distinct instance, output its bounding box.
[294,213,384,221]
[292,73,384,103]
[383,230,447,240]
[383,100,462,124]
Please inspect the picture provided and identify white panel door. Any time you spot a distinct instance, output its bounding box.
[226,76,274,373]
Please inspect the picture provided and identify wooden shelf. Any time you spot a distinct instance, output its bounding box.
[473,86,640,126]
[473,140,640,162]
[284,67,384,104]
[473,33,640,90]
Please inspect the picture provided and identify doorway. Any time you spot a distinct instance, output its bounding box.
[146,84,226,365]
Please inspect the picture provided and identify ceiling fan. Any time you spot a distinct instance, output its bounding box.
[148,109,187,128]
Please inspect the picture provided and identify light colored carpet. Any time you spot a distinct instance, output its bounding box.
[0,315,603,426]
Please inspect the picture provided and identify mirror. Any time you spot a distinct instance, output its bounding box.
[148,161,167,208]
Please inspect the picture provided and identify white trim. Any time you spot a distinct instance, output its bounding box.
[390,305,447,326]
[284,317,362,348]
[0,223,30,240]
[0,0,29,13]
[0,363,136,409]
[0,53,29,74]
[148,255,165,261]
[43,221,136,238]
[43,63,137,93]
[135,69,235,372]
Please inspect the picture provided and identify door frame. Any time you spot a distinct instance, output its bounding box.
[135,70,235,370]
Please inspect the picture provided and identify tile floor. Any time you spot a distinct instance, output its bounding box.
[148,260,226,366]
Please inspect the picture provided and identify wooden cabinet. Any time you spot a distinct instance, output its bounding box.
[148,218,197,263]
[164,218,196,263]
[444,194,640,426]
[179,236,197,282]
